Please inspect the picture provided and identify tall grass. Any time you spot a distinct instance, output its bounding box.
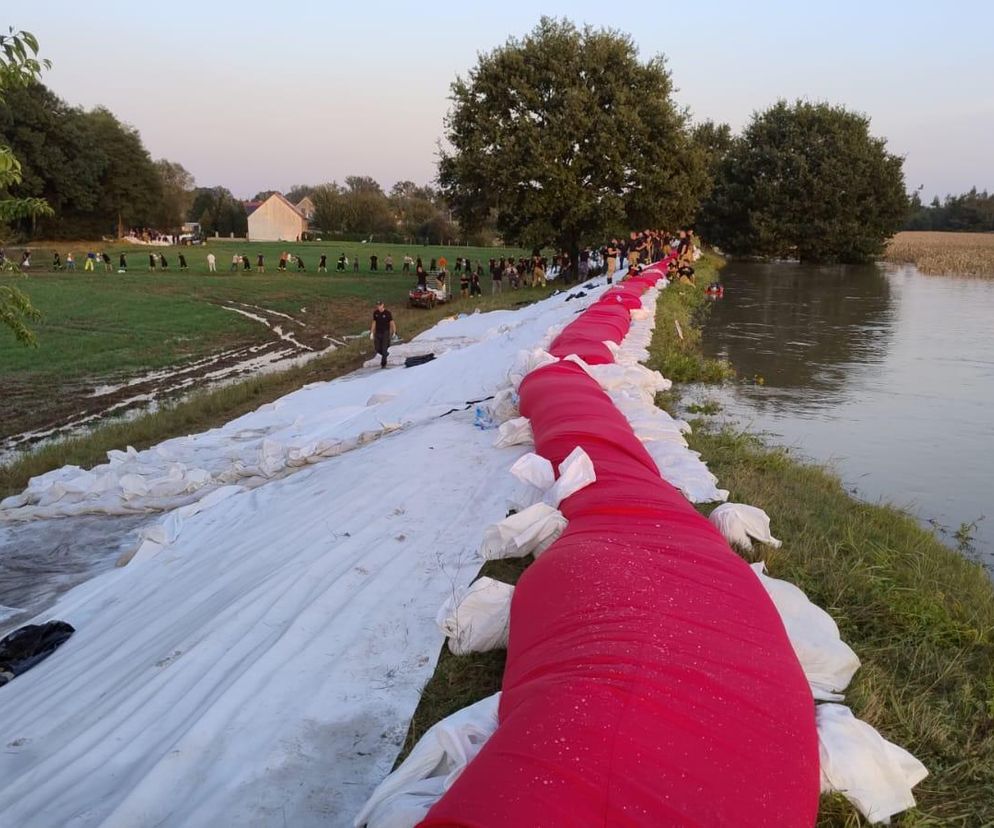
[885,231,994,277]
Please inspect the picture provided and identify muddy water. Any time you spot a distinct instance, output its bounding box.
[695,261,994,568]
[0,514,149,635]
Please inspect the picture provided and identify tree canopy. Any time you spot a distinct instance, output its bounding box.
[1,26,50,345]
[699,100,908,262]
[438,17,706,256]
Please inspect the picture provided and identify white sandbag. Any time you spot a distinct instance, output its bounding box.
[493,417,533,448]
[435,577,514,655]
[751,562,860,701]
[508,453,555,492]
[488,387,520,423]
[479,502,567,560]
[507,348,558,390]
[354,693,500,828]
[543,446,596,507]
[643,440,729,503]
[710,503,782,550]
[817,703,928,824]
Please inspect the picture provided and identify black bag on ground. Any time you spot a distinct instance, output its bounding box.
[404,353,436,368]
[0,621,75,687]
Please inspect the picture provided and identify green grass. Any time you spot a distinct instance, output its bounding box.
[0,239,539,442]
[0,280,564,499]
[401,257,994,826]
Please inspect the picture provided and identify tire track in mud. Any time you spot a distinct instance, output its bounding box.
[2,303,340,459]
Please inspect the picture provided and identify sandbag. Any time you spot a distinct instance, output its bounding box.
[436,578,514,655]
[710,502,782,550]
[751,562,860,701]
[354,694,500,828]
[817,704,928,824]
[479,502,567,560]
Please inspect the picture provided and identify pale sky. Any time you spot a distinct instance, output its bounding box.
[10,1,994,200]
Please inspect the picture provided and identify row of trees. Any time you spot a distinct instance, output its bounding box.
[0,81,198,239]
[438,18,909,265]
[905,188,994,232]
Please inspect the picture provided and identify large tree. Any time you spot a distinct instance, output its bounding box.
[190,186,247,237]
[700,100,908,262]
[438,17,706,264]
[1,26,51,345]
[154,159,195,233]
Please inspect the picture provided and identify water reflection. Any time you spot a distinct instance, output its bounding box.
[699,262,993,568]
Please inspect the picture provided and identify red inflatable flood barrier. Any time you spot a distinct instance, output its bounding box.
[421,285,819,827]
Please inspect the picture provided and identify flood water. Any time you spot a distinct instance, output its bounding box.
[696,261,994,569]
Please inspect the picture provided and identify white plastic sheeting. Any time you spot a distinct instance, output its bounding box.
[0,289,617,827]
[817,704,929,823]
[436,577,514,655]
[710,502,782,551]
[479,502,567,561]
[750,562,861,702]
[354,693,500,828]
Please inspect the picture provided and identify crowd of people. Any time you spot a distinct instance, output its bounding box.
[2,227,701,286]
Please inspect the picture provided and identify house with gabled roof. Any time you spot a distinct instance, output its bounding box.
[246,193,309,241]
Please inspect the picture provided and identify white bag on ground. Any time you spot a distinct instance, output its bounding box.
[436,577,514,655]
[509,453,555,491]
[507,348,558,390]
[750,563,860,701]
[493,417,533,448]
[507,446,596,507]
[710,503,782,550]
[817,703,928,824]
[488,387,519,423]
[354,694,500,828]
[543,446,596,507]
[480,502,567,560]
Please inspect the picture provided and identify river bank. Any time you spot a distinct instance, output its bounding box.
[404,255,994,825]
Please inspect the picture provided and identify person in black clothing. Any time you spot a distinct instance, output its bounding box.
[53,252,62,271]
[416,262,427,289]
[470,269,482,296]
[119,253,127,272]
[242,254,251,272]
[296,255,305,271]
[318,254,328,272]
[148,253,157,272]
[159,253,169,270]
[178,253,188,271]
[370,300,396,369]
[370,254,378,271]
[101,252,112,272]
[337,253,346,271]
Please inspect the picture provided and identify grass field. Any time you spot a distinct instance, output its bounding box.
[0,239,535,444]
[403,255,994,825]
[885,230,994,276]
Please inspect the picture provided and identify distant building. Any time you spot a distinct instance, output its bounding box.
[295,196,316,223]
[246,193,309,241]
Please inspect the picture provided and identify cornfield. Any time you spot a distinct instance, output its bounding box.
[885,231,994,277]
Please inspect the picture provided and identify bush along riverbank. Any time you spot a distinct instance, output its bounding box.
[402,255,994,825]
[658,259,994,825]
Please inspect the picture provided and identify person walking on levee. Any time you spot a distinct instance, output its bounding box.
[370,299,396,369]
